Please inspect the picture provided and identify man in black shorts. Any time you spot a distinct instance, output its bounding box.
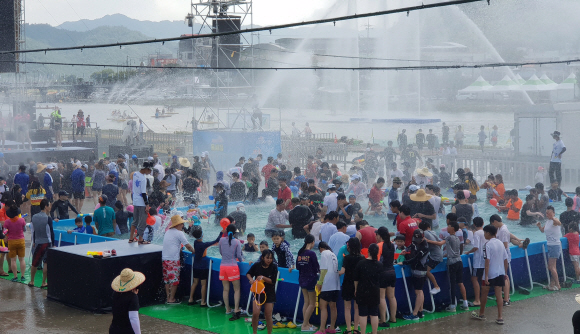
[471,224,509,325]
[399,229,429,321]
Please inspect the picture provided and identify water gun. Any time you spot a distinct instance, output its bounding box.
[356,159,365,164]
[315,286,320,315]
[87,251,103,256]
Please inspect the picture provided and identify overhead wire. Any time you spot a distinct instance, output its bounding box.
[2,57,579,71]
[0,0,488,55]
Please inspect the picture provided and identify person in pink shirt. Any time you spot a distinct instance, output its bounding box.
[565,222,580,283]
[3,203,26,282]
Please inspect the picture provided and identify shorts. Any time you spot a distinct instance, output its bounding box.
[31,243,50,267]
[547,244,561,259]
[448,261,464,282]
[8,239,26,258]
[193,268,209,280]
[472,268,484,279]
[162,260,181,286]
[358,303,379,317]
[219,265,240,281]
[91,187,102,192]
[132,206,147,237]
[426,256,441,270]
[341,283,355,301]
[319,290,339,303]
[483,275,505,287]
[73,192,85,199]
[380,270,396,288]
[411,275,426,291]
[571,255,580,263]
[301,280,317,292]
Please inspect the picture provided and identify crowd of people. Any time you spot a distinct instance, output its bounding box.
[0,127,575,334]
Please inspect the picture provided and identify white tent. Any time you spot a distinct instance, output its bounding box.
[522,74,553,91]
[540,74,558,89]
[489,75,520,91]
[458,76,493,92]
[554,73,578,101]
[514,74,526,85]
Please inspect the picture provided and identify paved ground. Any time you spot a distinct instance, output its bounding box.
[1,275,577,334]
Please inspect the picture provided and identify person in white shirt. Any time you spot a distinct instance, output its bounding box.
[265,199,291,237]
[464,217,485,306]
[316,242,340,334]
[549,131,566,186]
[388,162,404,185]
[328,221,350,256]
[471,224,508,325]
[320,212,339,243]
[162,215,194,304]
[425,185,441,229]
[323,184,338,214]
[537,205,562,291]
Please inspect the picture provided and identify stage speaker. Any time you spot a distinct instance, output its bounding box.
[211,16,241,69]
[0,0,16,73]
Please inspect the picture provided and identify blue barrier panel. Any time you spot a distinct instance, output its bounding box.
[53,229,577,323]
[192,130,281,172]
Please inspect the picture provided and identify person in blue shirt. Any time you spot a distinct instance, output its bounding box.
[67,217,86,234]
[13,165,29,196]
[188,226,222,306]
[389,177,401,204]
[43,164,55,202]
[71,163,85,213]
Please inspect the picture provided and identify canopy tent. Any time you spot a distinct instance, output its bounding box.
[514,74,527,85]
[458,76,493,92]
[522,74,553,91]
[553,73,578,102]
[558,73,577,90]
[489,75,521,91]
[540,74,558,89]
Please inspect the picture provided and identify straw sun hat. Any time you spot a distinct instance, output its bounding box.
[415,167,433,177]
[170,215,186,228]
[410,189,432,202]
[179,157,191,168]
[111,268,146,292]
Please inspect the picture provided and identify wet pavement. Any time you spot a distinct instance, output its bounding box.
[1,274,576,334]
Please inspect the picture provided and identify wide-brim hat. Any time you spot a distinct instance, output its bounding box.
[37,163,47,173]
[415,167,433,177]
[170,215,186,228]
[111,268,146,292]
[179,157,191,168]
[410,189,432,202]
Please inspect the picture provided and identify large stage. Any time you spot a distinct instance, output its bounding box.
[1,139,97,166]
[47,240,164,313]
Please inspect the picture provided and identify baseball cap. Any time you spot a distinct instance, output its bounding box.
[99,194,108,202]
[132,155,137,159]
[58,190,69,197]
[392,177,402,183]
[409,185,419,192]
[327,184,336,190]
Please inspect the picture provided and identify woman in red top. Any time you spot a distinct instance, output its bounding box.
[493,174,506,204]
[564,222,580,282]
[368,178,386,213]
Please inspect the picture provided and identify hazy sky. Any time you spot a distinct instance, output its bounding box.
[26,0,332,26]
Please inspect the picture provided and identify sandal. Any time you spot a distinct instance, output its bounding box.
[41,284,48,289]
[138,240,151,245]
[28,282,35,287]
[471,311,486,321]
[496,318,504,325]
[128,239,134,243]
[522,238,530,249]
